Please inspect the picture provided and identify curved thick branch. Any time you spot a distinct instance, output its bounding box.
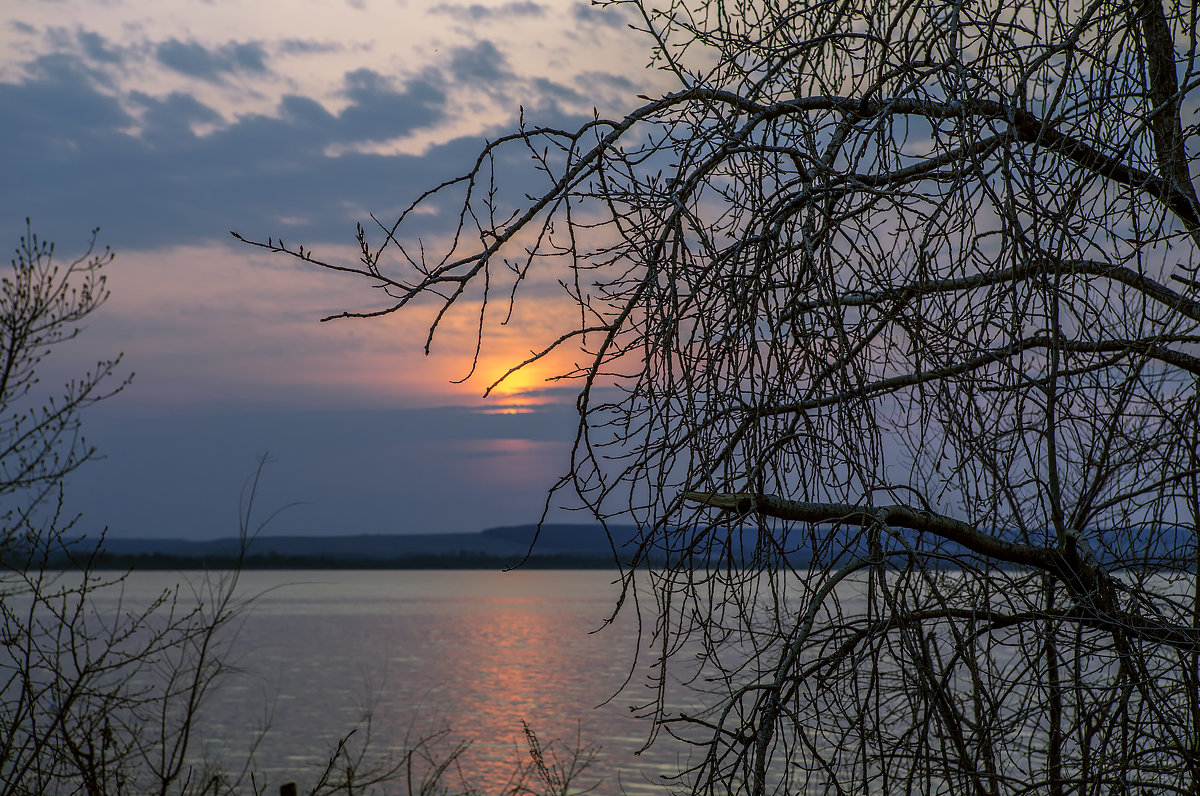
[644,88,1200,231]
[681,491,1052,568]
[681,491,1200,652]
[786,258,1200,324]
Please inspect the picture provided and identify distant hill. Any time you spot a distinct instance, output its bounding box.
[26,522,924,570]
[45,524,644,569]
[31,520,1183,571]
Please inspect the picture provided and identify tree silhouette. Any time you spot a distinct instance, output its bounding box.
[245,1,1200,793]
[0,225,244,795]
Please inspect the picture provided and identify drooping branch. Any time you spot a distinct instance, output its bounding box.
[784,258,1200,324]
[680,491,1054,569]
[682,491,1200,652]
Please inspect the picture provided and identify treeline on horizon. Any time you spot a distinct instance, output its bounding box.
[12,521,1188,572]
[75,550,635,570]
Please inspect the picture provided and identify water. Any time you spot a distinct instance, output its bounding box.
[25,566,1198,795]
[93,569,683,795]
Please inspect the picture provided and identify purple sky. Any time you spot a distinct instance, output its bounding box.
[2,0,666,538]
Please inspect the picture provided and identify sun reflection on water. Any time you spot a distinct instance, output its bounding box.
[404,590,634,791]
[88,569,691,795]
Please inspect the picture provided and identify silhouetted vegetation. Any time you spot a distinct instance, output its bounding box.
[0,223,246,794]
[250,0,1200,793]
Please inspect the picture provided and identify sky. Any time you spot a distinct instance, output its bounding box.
[2,0,668,539]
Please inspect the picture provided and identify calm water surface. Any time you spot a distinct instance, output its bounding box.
[104,569,687,795]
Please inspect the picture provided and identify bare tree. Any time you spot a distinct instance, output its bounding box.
[242,0,1200,793]
[0,221,126,526]
[0,224,257,796]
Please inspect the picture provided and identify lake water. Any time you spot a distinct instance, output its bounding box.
[35,566,1197,795]
[100,569,689,795]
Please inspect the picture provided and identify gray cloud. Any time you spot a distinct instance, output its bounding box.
[529,76,586,106]
[132,90,223,144]
[77,30,122,64]
[430,2,546,20]
[340,68,445,138]
[570,1,631,29]
[579,70,637,92]
[277,38,345,55]
[1,49,585,252]
[155,38,269,82]
[447,39,512,84]
[12,53,131,136]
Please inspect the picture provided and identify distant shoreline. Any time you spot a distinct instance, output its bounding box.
[76,551,625,570]
[12,524,652,571]
[25,520,1136,572]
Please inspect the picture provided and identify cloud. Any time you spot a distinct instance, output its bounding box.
[2,8,639,258]
[528,76,586,106]
[570,1,631,29]
[430,2,546,20]
[132,90,223,144]
[0,50,566,251]
[77,30,122,64]
[155,38,269,82]
[340,68,445,139]
[10,53,131,137]
[279,93,336,127]
[447,39,512,84]
[578,70,637,92]
[277,38,345,55]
